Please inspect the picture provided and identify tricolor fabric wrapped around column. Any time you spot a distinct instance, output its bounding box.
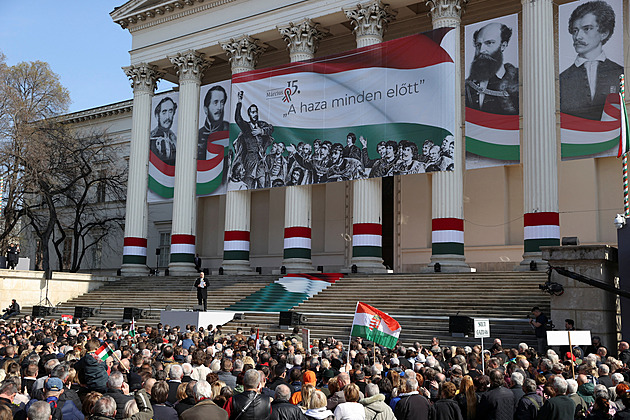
[284,227,312,260]
[352,223,382,259]
[431,218,464,256]
[523,212,560,253]
[122,237,148,265]
[170,234,196,263]
[223,230,250,261]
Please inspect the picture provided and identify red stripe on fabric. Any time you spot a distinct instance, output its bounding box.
[356,302,401,331]
[124,237,147,247]
[149,151,175,176]
[353,223,382,236]
[197,131,228,171]
[284,227,311,238]
[224,231,250,241]
[432,218,464,231]
[283,273,343,283]
[560,113,620,132]
[233,31,454,84]
[524,212,559,227]
[171,234,195,245]
[465,107,519,130]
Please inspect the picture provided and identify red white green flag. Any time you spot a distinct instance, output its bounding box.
[129,318,136,337]
[95,343,114,361]
[351,302,401,349]
[618,92,630,158]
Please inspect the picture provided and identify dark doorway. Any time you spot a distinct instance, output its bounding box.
[382,176,394,270]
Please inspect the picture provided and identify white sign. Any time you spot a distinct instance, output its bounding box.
[474,318,490,338]
[547,330,592,346]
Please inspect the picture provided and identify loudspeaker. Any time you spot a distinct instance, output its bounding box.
[123,307,143,321]
[32,306,50,317]
[279,311,306,326]
[192,305,204,312]
[74,306,94,319]
[562,237,580,246]
[449,316,473,336]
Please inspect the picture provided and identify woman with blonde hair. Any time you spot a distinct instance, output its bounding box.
[300,384,316,412]
[305,390,334,420]
[334,383,365,420]
[454,375,477,420]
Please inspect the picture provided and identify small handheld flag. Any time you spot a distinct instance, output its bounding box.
[95,343,114,361]
[351,302,401,349]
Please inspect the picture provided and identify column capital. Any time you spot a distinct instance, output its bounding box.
[123,64,162,93]
[426,0,468,27]
[344,0,396,47]
[220,36,267,74]
[168,50,211,82]
[278,19,328,61]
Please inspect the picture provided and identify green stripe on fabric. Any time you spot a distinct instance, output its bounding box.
[148,177,174,198]
[122,255,146,265]
[561,137,618,158]
[196,173,223,195]
[432,242,465,255]
[283,248,312,259]
[227,283,310,312]
[351,325,399,349]
[524,238,560,253]
[223,250,250,261]
[352,246,382,258]
[170,253,195,263]
[465,137,520,161]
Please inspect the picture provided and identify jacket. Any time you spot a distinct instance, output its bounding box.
[218,371,237,390]
[360,394,395,420]
[105,389,133,420]
[151,403,178,420]
[579,383,595,406]
[180,399,228,420]
[515,392,543,420]
[431,399,463,420]
[536,395,576,420]
[394,392,430,420]
[76,352,108,392]
[477,385,515,420]
[270,399,306,420]
[229,390,271,420]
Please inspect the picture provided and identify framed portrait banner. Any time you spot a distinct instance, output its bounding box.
[464,13,520,170]
[148,91,179,201]
[559,0,624,160]
[226,29,458,192]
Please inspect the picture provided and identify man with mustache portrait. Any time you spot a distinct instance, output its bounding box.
[559,0,623,121]
[150,96,178,166]
[465,22,519,115]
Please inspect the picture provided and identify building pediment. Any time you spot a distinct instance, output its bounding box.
[110,0,237,31]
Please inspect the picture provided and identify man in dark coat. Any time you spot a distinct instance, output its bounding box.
[0,381,26,420]
[536,377,576,420]
[226,370,271,420]
[2,299,20,320]
[6,243,19,270]
[270,385,305,420]
[194,272,208,311]
[393,378,430,420]
[477,369,515,420]
[515,379,543,420]
[105,371,133,420]
[181,381,227,420]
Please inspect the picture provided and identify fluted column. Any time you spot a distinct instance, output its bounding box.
[121,64,161,276]
[278,19,327,272]
[520,0,559,269]
[221,36,266,273]
[345,0,395,272]
[167,50,210,276]
[427,0,470,272]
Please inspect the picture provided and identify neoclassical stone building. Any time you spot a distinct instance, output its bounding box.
[83,0,628,276]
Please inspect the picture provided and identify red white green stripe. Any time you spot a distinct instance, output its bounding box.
[465,108,520,161]
[283,227,311,260]
[352,223,382,258]
[129,318,136,337]
[619,83,630,158]
[524,212,560,252]
[223,230,250,261]
[122,237,147,265]
[432,218,464,255]
[170,234,195,263]
[95,344,114,361]
[351,302,401,349]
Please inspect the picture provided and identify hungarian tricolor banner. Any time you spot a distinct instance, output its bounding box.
[227,28,457,191]
[95,344,114,361]
[619,91,630,157]
[351,302,401,349]
[129,318,136,337]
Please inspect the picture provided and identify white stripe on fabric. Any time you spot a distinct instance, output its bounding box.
[278,278,330,295]
[123,246,147,257]
[560,127,619,145]
[223,240,250,251]
[431,230,464,244]
[283,237,311,249]
[170,244,195,255]
[352,312,401,336]
[465,121,519,146]
[524,225,560,240]
[149,163,174,187]
[352,234,382,247]
[196,162,223,183]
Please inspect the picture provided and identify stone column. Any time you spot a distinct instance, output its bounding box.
[520,0,559,269]
[278,19,326,272]
[167,50,210,276]
[426,0,470,272]
[344,0,395,273]
[121,64,161,276]
[220,36,266,273]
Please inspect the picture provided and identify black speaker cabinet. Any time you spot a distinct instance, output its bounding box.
[32,306,50,317]
[449,316,473,336]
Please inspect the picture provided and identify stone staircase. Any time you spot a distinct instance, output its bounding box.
[28,271,551,349]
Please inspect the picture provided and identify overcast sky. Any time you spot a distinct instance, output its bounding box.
[1,1,174,113]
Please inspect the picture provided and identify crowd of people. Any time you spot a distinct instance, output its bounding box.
[0,314,630,420]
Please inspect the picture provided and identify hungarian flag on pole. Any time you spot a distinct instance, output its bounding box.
[95,344,114,361]
[129,318,136,337]
[255,328,260,351]
[351,302,401,349]
[619,92,630,157]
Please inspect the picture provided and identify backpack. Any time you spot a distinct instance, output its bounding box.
[48,399,65,420]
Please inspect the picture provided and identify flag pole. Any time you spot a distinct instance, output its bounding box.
[621,74,629,217]
[107,343,129,373]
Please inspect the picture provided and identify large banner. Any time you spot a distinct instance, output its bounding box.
[148,80,231,202]
[464,14,520,169]
[559,0,624,160]
[227,29,457,191]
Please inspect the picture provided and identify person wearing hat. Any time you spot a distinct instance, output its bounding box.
[320,370,335,398]
[290,371,318,405]
[25,377,83,420]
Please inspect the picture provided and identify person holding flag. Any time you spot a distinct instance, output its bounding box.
[74,338,109,393]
